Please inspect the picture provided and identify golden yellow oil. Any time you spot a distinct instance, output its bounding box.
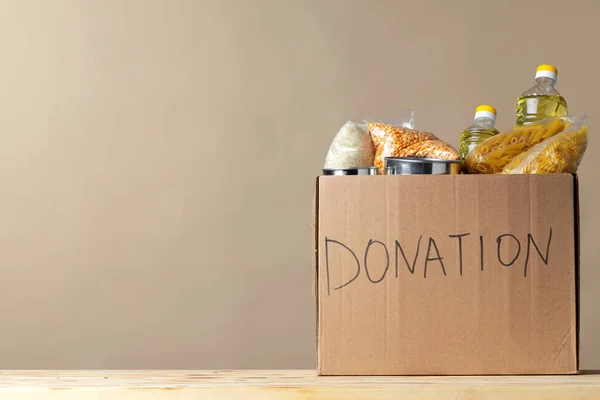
[516,94,568,125]
[459,127,499,160]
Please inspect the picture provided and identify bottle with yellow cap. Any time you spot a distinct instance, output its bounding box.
[459,105,500,160]
[515,64,568,125]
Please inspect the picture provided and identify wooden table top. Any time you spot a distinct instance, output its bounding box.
[1,370,599,399]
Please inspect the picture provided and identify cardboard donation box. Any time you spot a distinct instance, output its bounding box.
[313,174,579,375]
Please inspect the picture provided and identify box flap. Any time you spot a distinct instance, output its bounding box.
[573,173,581,371]
[313,177,320,368]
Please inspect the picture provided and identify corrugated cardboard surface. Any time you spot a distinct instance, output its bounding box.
[315,174,578,375]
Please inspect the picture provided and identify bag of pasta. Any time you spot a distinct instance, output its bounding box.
[464,117,568,174]
[502,116,588,174]
[368,111,460,174]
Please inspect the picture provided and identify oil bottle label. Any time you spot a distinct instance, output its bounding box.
[526,98,539,114]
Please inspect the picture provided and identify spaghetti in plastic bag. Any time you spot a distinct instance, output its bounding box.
[464,117,568,174]
[502,116,588,174]
[368,110,460,174]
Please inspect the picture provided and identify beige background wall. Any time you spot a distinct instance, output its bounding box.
[0,0,598,369]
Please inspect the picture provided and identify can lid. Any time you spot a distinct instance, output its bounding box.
[474,104,496,120]
[535,64,558,81]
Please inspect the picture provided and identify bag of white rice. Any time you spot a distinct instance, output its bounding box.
[324,121,375,169]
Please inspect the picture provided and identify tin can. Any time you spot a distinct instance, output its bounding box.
[322,167,378,176]
[323,167,377,175]
[384,157,460,175]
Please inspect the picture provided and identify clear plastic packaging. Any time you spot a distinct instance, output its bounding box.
[324,121,375,169]
[398,139,462,160]
[368,111,460,174]
[464,117,568,174]
[502,116,588,174]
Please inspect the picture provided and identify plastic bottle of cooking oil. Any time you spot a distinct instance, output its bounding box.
[459,105,500,159]
[515,64,568,125]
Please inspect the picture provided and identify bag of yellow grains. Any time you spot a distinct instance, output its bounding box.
[368,112,460,174]
[502,116,588,174]
[464,117,568,174]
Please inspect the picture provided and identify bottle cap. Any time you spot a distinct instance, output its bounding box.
[535,64,558,81]
[475,105,496,121]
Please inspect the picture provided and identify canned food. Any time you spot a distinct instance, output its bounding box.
[384,157,461,175]
[322,167,378,176]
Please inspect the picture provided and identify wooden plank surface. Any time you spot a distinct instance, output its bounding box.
[0,370,599,399]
